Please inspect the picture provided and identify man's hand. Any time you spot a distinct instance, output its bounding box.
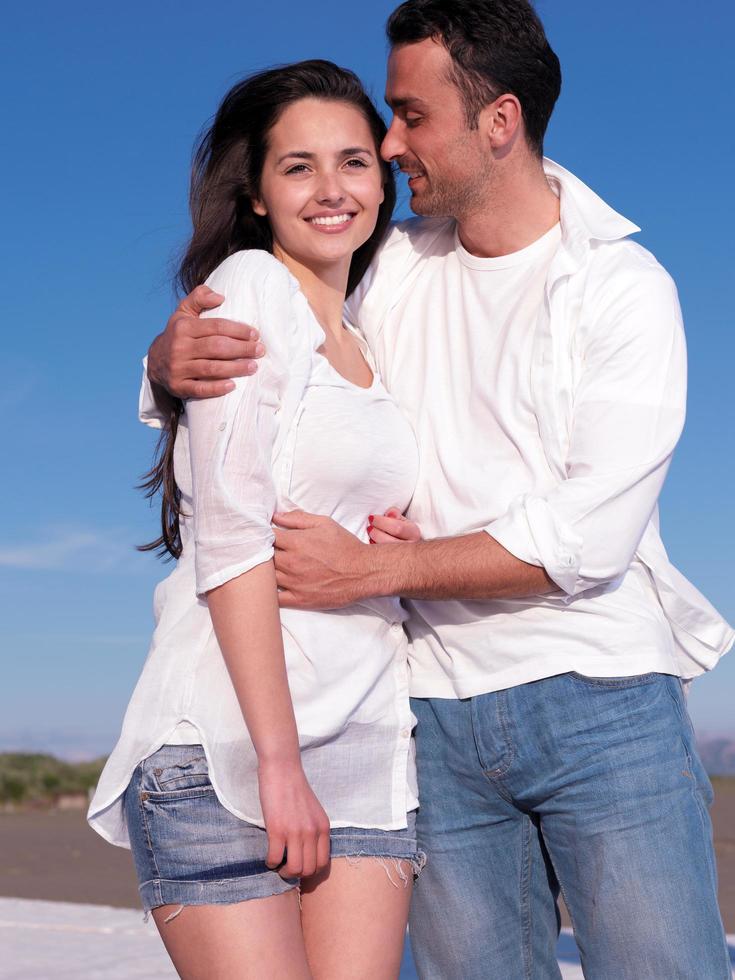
[273,511,373,609]
[148,285,266,399]
[274,509,554,606]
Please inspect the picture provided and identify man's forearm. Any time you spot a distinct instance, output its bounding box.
[363,531,555,602]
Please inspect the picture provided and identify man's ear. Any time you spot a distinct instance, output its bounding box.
[481,93,523,150]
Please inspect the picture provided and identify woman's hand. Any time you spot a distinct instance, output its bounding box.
[367,507,422,544]
[208,565,330,878]
[258,757,331,880]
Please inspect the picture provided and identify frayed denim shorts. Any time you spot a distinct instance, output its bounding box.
[123,744,425,913]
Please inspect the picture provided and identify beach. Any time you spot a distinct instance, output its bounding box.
[1,781,734,977]
[2,778,734,923]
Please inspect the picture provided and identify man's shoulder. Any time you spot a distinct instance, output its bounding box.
[377,216,455,263]
[589,237,675,287]
[580,238,682,345]
[360,216,454,304]
[347,216,455,332]
[384,215,455,246]
[584,237,679,315]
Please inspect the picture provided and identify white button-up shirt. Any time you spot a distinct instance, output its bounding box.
[345,159,733,696]
[89,251,419,847]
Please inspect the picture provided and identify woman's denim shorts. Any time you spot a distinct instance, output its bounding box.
[123,744,425,913]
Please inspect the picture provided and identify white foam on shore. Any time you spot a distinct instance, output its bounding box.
[0,898,732,979]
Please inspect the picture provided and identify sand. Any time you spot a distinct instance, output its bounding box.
[1,777,734,927]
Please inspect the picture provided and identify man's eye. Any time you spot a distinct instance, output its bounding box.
[406,117,421,129]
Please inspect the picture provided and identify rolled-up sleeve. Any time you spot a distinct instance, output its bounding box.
[486,256,687,598]
[138,355,163,428]
[183,252,291,596]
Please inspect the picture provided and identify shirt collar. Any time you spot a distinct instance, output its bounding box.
[543,158,640,271]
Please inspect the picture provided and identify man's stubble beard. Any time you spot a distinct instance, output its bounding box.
[410,141,495,221]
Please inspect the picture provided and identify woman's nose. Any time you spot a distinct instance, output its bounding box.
[315,172,346,206]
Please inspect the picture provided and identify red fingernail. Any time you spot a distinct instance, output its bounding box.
[368,515,375,522]
[367,524,374,534]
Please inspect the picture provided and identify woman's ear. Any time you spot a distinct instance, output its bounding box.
[252,198,267,217]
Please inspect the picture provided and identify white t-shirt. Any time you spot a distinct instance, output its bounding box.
[348,221,678,699]
[89,251,419,847]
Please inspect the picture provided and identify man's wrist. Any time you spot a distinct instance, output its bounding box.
[358,541,411,600]
[147,334,165,386]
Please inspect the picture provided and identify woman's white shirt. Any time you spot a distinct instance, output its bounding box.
[89,250,419,847]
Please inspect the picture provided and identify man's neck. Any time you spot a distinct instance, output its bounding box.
[456,159,560,259]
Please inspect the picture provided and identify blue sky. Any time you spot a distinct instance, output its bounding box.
[2,0,733,757]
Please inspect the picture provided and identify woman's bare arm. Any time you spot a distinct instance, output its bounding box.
[207,560,330,879]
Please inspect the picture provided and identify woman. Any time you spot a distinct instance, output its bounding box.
[88,61,424,979]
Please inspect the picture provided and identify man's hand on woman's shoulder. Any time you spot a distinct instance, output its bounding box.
[148,284,266,400]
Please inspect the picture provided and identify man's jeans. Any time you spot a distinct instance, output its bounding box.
[409,672,730,979]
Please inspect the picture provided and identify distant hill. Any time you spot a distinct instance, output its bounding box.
[698,738,735,776]
[0,753,106,806]
[1,742,734,806]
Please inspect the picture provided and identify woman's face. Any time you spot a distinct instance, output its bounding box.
[253,98,385,276]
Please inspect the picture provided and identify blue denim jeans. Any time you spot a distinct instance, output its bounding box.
[409,672,730,979]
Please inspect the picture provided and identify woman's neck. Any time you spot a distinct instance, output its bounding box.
[273,245,349,340]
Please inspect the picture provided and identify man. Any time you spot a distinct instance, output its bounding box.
[143,1,733,976]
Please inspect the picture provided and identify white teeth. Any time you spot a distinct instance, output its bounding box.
[308,213,353,226]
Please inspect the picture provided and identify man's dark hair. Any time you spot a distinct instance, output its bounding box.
[386,0,561,156]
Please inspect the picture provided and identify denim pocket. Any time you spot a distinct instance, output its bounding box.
[567,670,661,689]
[145,747,213,794]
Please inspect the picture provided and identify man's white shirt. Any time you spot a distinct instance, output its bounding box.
[345,159,733,698]
[140,159,733,698]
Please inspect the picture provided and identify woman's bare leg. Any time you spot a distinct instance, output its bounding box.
[300,857,413,979]
[151,889,312,980]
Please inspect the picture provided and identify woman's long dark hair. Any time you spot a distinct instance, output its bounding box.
[139,61,396,560]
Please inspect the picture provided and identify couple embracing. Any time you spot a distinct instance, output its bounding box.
[88,1,733,977]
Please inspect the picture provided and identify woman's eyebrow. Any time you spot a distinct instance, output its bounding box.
[276,151,315,164]
[276,147,374,165]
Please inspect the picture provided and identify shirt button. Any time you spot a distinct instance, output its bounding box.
[391,623,403,634]
[400,728,410,738]
[218,422,227,432]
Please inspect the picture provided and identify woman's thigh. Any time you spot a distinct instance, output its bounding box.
[125,746,310,977]
[300,856,412,980]
[152,890,311,980]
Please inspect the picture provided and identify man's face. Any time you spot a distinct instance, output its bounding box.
[383,39,493,219]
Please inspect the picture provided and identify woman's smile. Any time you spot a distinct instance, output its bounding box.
[304,210,358,233]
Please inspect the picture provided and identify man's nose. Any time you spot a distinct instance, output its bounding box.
[381,118,406,162]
